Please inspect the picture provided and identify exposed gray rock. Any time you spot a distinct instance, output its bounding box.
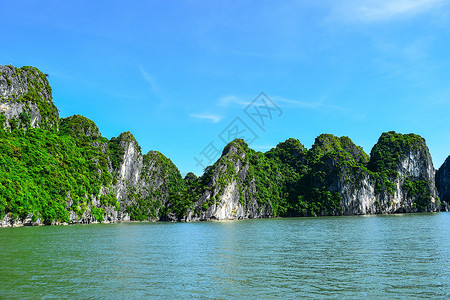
[185,140,273,221]
[323,133,439,215]
[184,133,440,222]
[112,131,185,221]
[0,65,58,130]
[0,65,445,226]
[436,156,450,211]
[336,148,439,214]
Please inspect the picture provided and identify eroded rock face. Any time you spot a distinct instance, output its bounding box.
[185,133,440,222]
[186,140,273,221]
[436,156,450,210]
[111,132,185,221]
[0,65,445,226]
[65,188,130,225]
[334,132,439,215]
[0,65,58,130]
[337,152,438,215]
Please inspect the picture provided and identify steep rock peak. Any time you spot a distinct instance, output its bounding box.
[0,65,58,130]
[0,65,51,102]
[108,131,141,172]
[273,138,306,152]
[116,131,141,150]
[60,115,101,138]
[143,150,184,185]
[221,139,250,157]
[144,150,179,173]
[369,131,429,173]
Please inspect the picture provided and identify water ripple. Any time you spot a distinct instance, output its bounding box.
[1,213,449,299]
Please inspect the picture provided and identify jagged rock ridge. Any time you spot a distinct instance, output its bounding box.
[0,65,447,226]
[184,132,440,221]
[0,65,184,226]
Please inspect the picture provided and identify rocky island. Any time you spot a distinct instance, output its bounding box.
[1,65,449,226]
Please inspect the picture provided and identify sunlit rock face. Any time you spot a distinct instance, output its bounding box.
[185,140,273,222]
[0,65,58,130]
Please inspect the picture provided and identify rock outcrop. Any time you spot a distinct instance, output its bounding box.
[110,131,185,221]
[60,114,102,138]
[1,111,185,226]
[58,115,129,224]
[319,132,439,215]
[0,65,58,130]
[58,121,186,223]
[0,64,446,226]
[185,139,273,221]
[182,132,440,221]
[436,156,450,210]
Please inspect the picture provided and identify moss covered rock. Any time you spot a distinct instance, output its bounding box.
[0,65,58,130]
[60,115,101,138]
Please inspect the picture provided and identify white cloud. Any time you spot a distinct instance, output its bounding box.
[218,95,250,107]
[359,0,441,21]
[332,0,444,23]
[189,113,223,123]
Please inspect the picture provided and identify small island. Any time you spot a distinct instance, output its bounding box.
[1,65,449,227]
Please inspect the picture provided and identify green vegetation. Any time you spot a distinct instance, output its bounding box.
[14,66,58,130]
[0,65,438,224]
[402,178,432,210]
[126,150,186,220]
[0,127,108,223]
[369,131,426,172]
[188,131,435,219]
[60,115,100,138]
[290,134,369,216]
[108,136,125,171]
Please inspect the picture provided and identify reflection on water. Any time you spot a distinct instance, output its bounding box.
[1,213,449,298]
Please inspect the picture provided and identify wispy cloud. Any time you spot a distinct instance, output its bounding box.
[139,66,160,94]
[218,94,346,112]
[189,113,223,123]
[358,0,442,21]
[332,0,444,23]
[218,95,251,107]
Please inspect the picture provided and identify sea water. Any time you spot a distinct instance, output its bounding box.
[1,213,449,298]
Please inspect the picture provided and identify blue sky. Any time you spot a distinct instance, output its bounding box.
[2,0,450,176]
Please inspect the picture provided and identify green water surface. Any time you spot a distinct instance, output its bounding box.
[1,213,449,299]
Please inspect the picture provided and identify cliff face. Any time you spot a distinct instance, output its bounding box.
[296,134,372,216]
[182,132,440,221]
[56,121,185,223]
[436,156,450,210]
[0,65,58,130]
[58,115,128,224]
[185,139,273,221]
[111,132,185,221]
[1,110,184,226]
[0,65,445,226]
[329,132,439,215]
